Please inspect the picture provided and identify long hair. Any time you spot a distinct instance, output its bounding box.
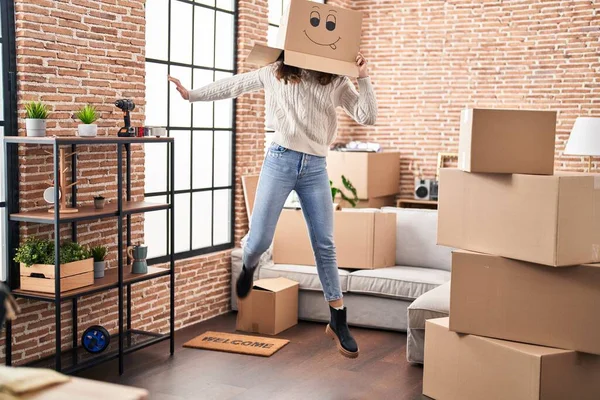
[274,52,337,85]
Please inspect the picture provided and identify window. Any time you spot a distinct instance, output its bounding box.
[0,0,16,282]
[144,0,236,261]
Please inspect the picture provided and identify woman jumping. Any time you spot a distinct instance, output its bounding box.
[169,52,377,358]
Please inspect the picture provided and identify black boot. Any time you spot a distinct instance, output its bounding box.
[236,265,256,300]
[326,306,359,359]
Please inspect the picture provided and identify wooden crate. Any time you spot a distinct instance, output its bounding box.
[19,258,94,294]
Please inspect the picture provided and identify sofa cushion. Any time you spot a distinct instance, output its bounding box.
[407,280,451,330]
[259,264,351,293]
[348,266,450,301]
[382,207,453,271]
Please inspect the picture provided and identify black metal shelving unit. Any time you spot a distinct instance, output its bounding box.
[3,136,175,375]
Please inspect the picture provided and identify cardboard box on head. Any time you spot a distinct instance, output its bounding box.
[247,0,363,77]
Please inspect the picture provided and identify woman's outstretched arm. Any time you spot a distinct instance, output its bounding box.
[169,68,265,102]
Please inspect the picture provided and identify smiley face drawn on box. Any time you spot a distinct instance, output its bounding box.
[283,0,362,63]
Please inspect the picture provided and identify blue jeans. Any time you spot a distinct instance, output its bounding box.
[243,143,343,302]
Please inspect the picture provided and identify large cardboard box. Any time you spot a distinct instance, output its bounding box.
[458,108,557,175]
[449,250,600,355]
[437,169,600,266]
[424,318,600,400]
[273,209,396,269]
[247,0,363,77]
[327,151,400,199]
[236,278,299,335]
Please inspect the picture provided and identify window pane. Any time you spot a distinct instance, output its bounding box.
[169,65,192,127]
[145,196,167,259]
[267,25,279,48]
[0,127,4,202]
[193,6,215,68]
[145,62,168,127]
[195,0,214,7]
[175,193,191,253]
[170,0,193,64]
[214,71,233,129]
[268,0,282,25]
[0,44,4,120]
[192,191,212,249]
[192,69,214,128]
[192,130,213,189]
[144,142,168,194]
[214,131,232,187]
[0,207,5,282]
[171,130,191,191]
[213,189,231,245]
[145,0,169,61]
[214,12,234,70]
[216,0,234,11]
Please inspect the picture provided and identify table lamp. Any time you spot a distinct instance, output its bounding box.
[564,117,600,172]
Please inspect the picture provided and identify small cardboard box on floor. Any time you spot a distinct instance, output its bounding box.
[437,169,600,266]
[423,318,600,400]
[458,108,557,175]
[327,151,400,201]
[449,250,600,355]
[236,277,299,336]
[273,209,396,269]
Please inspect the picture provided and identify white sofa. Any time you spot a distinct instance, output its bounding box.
[231,208,452,363]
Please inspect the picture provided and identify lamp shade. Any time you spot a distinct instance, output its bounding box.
[564,117,600,156]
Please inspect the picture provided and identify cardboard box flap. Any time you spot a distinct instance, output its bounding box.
[253,277,298,293]
[247,44,283,68]
[242,175,259,218]
[284,51,358,78]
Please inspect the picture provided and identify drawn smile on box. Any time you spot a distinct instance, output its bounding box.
[303,31,341,50]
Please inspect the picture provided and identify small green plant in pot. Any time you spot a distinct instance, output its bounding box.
[91,245,108,279]
[330,175,359,209]
[25,102,50,137]
[76,104,99,137]
[93,195,106,209]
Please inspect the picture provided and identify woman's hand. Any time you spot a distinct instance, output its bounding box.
[356,53,369,79]
[168,75,189,100]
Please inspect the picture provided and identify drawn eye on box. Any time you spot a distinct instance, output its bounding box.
[304,6,340,50]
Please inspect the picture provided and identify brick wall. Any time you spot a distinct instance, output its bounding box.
[336,0,600,197]
[1,0,243,365]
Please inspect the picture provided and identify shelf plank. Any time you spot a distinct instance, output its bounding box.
[10,201,169,223]
[3,136,173,145]
[12,266,171,301]
[26,330,169,374]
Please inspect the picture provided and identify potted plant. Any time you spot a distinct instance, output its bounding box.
[75,104,99,137]
[14,238,94,294]
[93,195,106,209]
[91,245,108,279]
[330,175,359,209]
[25,101,50,137]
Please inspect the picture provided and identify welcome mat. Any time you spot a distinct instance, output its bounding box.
[183,331,289,357]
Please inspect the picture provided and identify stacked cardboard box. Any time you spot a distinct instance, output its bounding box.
[327,151,400,208]
[424,108,600,399]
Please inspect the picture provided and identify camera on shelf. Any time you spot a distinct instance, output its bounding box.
[116,99,136,137]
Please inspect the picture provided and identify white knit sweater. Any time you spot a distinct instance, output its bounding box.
[188,65,377,157]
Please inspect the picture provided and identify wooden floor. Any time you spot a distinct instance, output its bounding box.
[79,312,425,400]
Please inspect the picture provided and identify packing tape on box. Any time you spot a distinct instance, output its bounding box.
[595,176,600,189]
[593,244,600,262]
[461,152,466,170]
[252,323,259,333]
